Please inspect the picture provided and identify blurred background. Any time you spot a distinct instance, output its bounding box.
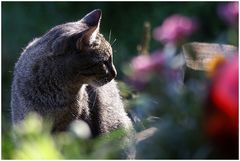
[2,2,238,159]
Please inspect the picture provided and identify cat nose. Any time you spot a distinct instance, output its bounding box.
[110,64,117,78]
[105,63,117,79]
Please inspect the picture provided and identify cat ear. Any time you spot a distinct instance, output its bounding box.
[81,9,102,27]
[77,9,102,50]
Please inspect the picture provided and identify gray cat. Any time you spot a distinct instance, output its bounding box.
[11,9,135,158]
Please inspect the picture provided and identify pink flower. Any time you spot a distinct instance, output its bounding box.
[131,55,152,76]
[153,14,198,44]
[130,50,165,78]
[129,50,165,90]
[218,2,238,26]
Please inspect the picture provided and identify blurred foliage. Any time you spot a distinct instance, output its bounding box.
[3,113,128,159]
[130,70,210,158]
[2,2,238,159]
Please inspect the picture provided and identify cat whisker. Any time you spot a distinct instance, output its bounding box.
[86,86,97,110]
[108,29,112,42]
[111,38,117,47]
[88,87,97,109]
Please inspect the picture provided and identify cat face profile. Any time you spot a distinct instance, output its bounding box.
[28,9,116,88]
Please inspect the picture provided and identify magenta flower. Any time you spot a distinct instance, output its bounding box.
[218,2,238,26]
[153,14,198,44]
[130,50,165,79]
[131,55,152,76]
[129,50,165,90]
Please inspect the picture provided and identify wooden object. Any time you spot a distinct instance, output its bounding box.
[182,42,237,71]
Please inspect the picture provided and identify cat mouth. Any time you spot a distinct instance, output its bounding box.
[91,76,114,87]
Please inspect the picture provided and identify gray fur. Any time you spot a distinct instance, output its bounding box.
[11,9,135,158]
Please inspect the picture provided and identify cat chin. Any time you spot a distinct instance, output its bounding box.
[89,79,113,87]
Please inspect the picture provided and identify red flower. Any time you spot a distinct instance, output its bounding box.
[204,55,238,158]
[210,55,238,130]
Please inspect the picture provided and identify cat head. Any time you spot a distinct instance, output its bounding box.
[37,9,117,87]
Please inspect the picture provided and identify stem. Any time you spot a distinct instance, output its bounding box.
[137,21,151,55]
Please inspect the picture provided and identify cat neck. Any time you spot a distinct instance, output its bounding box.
[78,84,88,101]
